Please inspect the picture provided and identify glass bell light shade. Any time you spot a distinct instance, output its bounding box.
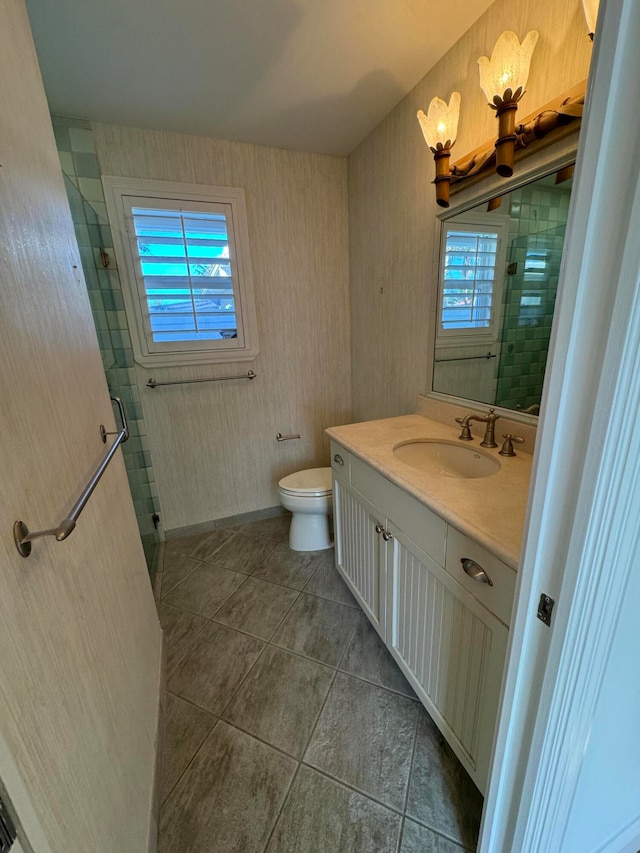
[582,0,600,37]
[417,92,461,152]
[417,92,461,208]
[478,30,539,106]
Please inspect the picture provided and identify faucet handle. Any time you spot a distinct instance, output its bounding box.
[455,416,473,441]
[499,434,525,457]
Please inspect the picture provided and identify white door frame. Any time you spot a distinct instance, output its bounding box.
[480,0,640,849]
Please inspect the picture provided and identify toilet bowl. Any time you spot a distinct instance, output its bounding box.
[278,467,333,551]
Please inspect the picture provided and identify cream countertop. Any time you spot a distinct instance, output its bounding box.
[326,414,533,570]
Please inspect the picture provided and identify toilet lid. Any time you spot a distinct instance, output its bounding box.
[279,467,333,496]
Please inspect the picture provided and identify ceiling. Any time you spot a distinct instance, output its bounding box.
[25,0,495,157]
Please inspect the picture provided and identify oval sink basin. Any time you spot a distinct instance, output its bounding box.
[393,440,501,479]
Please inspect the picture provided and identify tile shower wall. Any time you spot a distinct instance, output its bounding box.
[495,183,571,410]
[52,116,162,561]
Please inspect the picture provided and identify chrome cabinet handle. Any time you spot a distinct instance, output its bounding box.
[461,558,493,586]
[382,531,393,542]
[333,453,344,465]
[375,523,384,535]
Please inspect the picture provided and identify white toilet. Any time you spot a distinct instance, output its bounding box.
[278,467,333,551]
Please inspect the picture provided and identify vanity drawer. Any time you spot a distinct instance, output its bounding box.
[351,454,446,566]
[445,527,516,626]
[330,440,350,479]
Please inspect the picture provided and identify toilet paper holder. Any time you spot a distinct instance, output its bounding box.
[276,432,301,442]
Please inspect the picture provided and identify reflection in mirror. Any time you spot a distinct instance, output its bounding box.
[432,167,573,416]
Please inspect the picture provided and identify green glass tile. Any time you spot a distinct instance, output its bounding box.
[78,178,104,202]
[69,126,95,154]
[83,200,100,224]
[92,201,108,222]
[100,291,116,311]
[58,151,75,175]
[53,123,70,152]
[91,310,108,331]
[83,268,100,290]
[96,329,112,350]
[74,223,91,247]
[73,151,100,179]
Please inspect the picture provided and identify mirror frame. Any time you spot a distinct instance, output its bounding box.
[427,135,579,425]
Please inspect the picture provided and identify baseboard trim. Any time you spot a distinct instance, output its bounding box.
[148,635,166,853]
[165,505,286,540]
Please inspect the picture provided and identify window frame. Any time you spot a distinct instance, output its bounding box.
[102,176,259,367]
[436,213,510,348]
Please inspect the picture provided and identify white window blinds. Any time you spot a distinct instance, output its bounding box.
[437,215,508,342]
[441,227,500,331]
[130,203,240,345]
[102,177,258,367]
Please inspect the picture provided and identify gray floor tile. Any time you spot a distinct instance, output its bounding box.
[213,577,300,640]
[406,710,482,849]
[240,513,291,542]
[341,613,417,698]
[305,672,418,811]
[161,552,201,597]
[160,693,217,803]
[156,602,208,677]
[210,532,276,574]
[159,722,296,853]
[168,621,265,714]
[267,764,402,853]
[252,543,322,589]
[163,562,247,618]
[303,549,358,607]
[272,593,359,667]
[223,646,334,758]
[164,527,235,564]
[401,818,468,853]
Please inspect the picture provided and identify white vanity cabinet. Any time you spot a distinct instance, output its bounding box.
[332,474,388,637]
[330,439,513,794]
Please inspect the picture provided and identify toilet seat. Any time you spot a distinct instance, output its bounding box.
[278,467,332,497]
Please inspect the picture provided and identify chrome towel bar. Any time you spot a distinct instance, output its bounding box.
[13,397,129,558]
[146,371,257,389]
[434,352,496,364]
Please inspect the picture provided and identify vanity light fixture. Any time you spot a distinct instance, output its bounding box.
[581,0,600,39]
[417,92,461,208]
[478,30,539,178]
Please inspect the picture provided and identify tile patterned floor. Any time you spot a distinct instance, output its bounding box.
[155,515,483,853]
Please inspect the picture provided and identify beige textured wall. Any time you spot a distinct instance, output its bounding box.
[348,0,592,421]
[93,124,351,530]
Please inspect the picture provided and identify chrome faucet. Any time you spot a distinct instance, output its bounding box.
[455,408,500,448]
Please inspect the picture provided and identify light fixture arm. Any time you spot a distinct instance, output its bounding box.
[433,145,453,207]
[494,97,521,177]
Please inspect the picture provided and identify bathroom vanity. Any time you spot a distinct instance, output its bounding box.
[326,414,532,793]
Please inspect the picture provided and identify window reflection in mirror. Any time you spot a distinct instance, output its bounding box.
[432,167,573,416]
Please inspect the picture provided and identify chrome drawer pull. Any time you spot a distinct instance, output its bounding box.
[382,530,393,542]
[375,523,384,535]
[461,558,494,586]
[333,453,344,465]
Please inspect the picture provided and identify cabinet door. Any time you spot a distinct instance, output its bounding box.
[386,523,508,793]
[333,475,386,638]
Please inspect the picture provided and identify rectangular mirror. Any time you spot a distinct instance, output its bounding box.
[432,164,574,417]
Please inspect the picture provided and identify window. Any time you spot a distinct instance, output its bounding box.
[103,177,259,367]
[437,215,509,344]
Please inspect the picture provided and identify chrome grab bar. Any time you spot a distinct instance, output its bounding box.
[147,371,257,389]
[13,397,129,558]
[100,395,129,443]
